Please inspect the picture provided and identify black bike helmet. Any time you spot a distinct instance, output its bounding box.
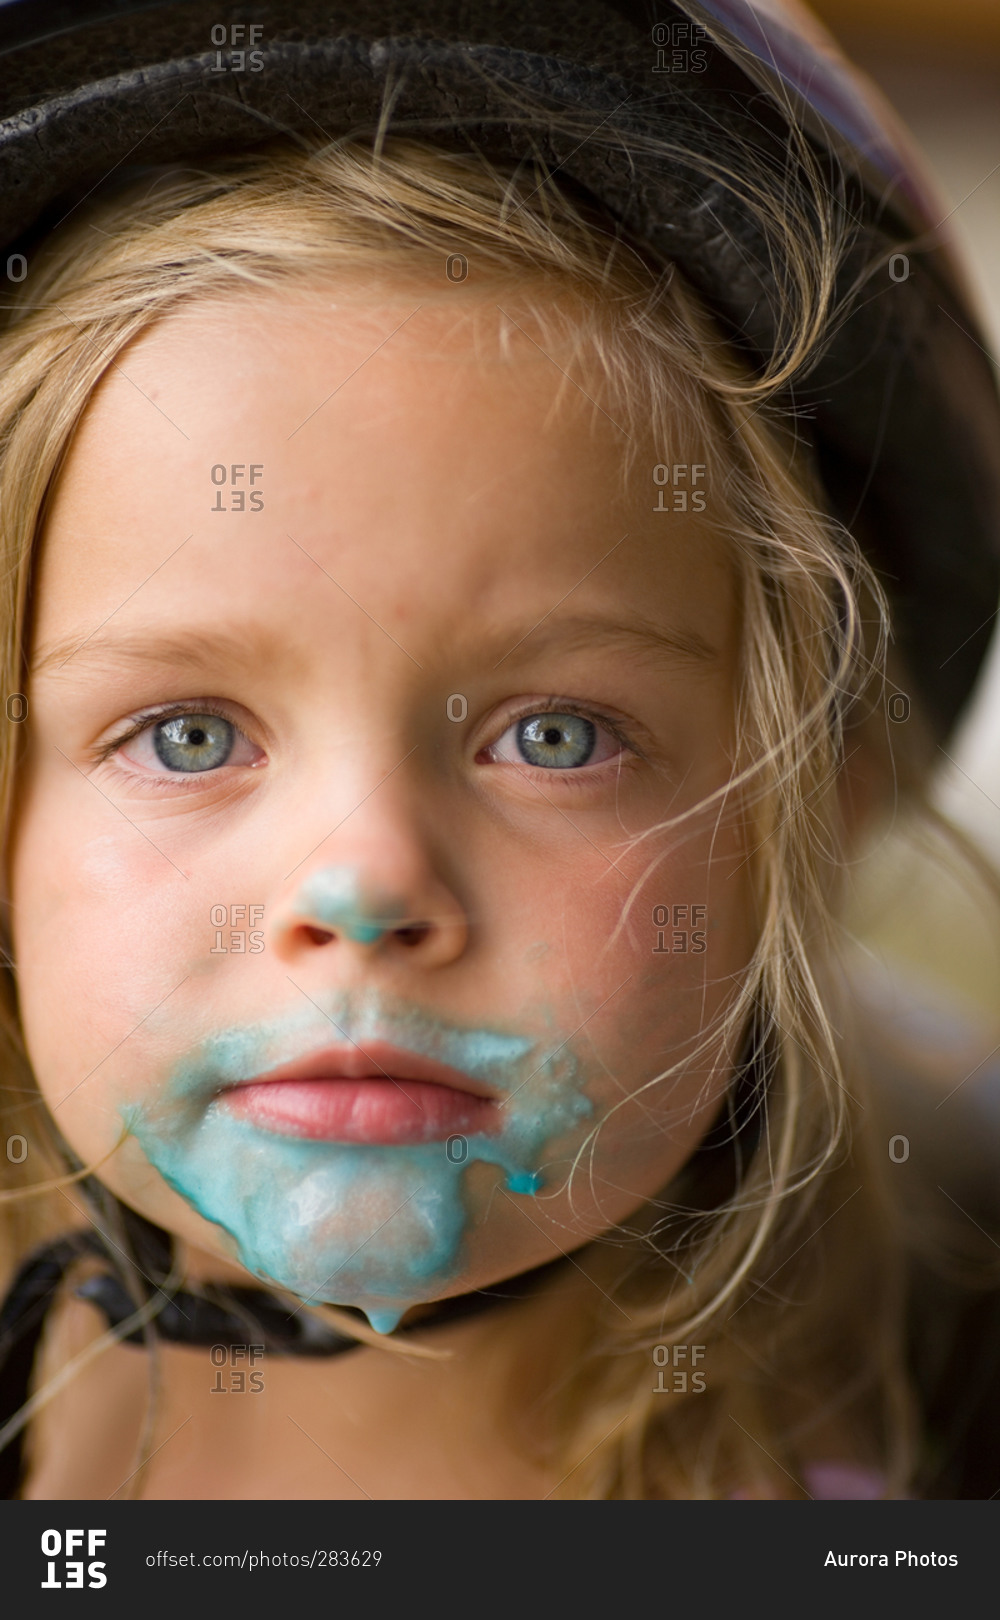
[1,0,997,740]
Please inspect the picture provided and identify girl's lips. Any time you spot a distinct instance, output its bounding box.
[222,1077,496,1143]
[217,1039,501,1144]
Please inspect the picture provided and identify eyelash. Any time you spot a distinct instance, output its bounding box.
[97,701,244,765]
[96,696,638,781]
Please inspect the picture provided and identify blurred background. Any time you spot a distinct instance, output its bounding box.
[806,0,1000,1026]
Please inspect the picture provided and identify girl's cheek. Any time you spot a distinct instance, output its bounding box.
[9,806,201,1133]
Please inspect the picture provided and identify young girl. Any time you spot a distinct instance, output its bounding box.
[0,0,998,1501]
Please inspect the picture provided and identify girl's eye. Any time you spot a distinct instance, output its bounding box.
[114,711,260,775]
[153,713,235,772]
[486,711,624,770]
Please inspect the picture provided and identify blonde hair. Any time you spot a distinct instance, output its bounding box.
[0,125,939,1497]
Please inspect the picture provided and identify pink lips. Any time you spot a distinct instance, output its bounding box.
[219,1040,499,1145]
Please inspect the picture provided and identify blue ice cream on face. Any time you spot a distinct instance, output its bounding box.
[123,986,592,1334]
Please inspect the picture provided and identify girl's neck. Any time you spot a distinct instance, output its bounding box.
[23,1268,582,1500]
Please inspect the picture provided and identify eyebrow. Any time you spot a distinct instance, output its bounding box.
[30,626,287,679]
[489,612,721,668]
[30,610,719,680]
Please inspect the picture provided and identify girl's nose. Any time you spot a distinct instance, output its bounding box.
[269,862,468,968]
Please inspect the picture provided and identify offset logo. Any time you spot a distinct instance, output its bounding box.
[40,1529,107,1589]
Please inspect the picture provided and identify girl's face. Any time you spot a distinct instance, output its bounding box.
[8,282,752,1330]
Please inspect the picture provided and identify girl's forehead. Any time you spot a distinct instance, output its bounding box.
[62,283,632,487]
[31,283,737,665]
[111,277,607,395]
